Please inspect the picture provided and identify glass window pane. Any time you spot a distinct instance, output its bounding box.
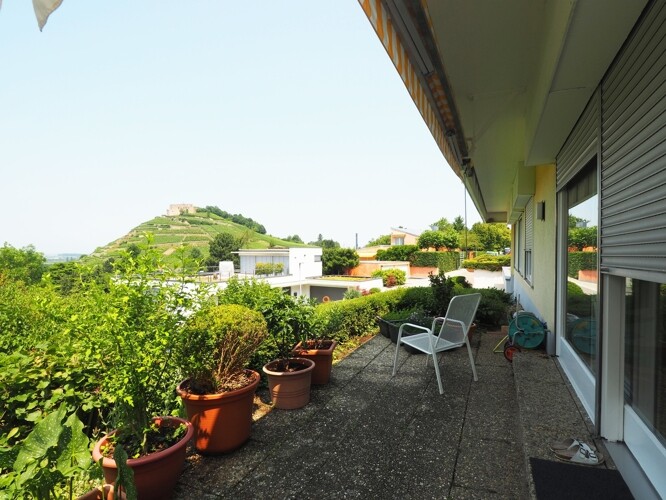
[565,170,598,373]
[624,279,666,448]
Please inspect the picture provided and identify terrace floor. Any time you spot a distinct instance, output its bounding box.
[173,330,616,499]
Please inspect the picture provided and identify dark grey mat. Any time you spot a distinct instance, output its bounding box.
[530,457,633,500]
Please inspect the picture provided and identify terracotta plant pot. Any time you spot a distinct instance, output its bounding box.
[292,340,337,385]
[76,485,120,500]
[92,416,193,500]
[176,369,260,454]
[262,357,314,410]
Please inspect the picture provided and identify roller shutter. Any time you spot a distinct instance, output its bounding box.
[600,0,666,276]
[557,91,600,191]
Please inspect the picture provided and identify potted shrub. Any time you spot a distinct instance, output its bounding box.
[175,304,268,454]
[289,299,336,385]
[291,332,337,385]
[260,294,316,409]
[291,338,337,385]
[90,242,198,500]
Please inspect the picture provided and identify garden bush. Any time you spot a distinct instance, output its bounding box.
[411,251,458,272]
[218,277,319,370]
[394,286,436,315]
[567,252,597,278]
[371,268,406,287]
[462,254,510,271]
[457,287,513,326]
[0,241,208,496]
[566,281,595,317]
[254,262,284,275]
[375,245,418,262]
[314,289,407,342]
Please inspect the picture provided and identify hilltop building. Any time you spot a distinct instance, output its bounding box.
[166,204,196,216]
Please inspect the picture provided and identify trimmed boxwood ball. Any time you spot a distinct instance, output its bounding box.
[178,304,268,394]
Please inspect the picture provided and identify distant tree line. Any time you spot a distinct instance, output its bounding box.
[198,206,266,234]
[366,216,511,253]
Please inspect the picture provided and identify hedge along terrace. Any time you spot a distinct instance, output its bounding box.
[567,252,597,279]
[375,245,459,273]
[462,254,511,271]
[313,272,512,343]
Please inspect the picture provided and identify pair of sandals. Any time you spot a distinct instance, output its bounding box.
[550,438,605,466]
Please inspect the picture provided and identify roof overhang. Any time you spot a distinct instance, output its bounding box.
[359,0,647,222]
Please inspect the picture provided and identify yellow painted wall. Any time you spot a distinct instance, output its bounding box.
[513,164,557,329]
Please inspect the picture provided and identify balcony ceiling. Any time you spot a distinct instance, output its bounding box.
[420,0,647,221]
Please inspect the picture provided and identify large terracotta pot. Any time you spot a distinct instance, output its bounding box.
[92,416,193,500]
[262,357,314,410]
[292,340,337,385]
[176,369,260,454]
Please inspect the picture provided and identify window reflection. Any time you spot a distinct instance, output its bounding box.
[565,164,598,373]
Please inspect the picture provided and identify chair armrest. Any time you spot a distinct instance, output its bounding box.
[398,322,431,335]
[396,322,431,344]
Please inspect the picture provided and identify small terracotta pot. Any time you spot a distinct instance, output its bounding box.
[292,340,337,385]
[262,357,314,410]
[177,370,260,454]
[92,416,193,500]
[76,485,122,500]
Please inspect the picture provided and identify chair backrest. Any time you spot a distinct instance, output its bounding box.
[436,293,482,343]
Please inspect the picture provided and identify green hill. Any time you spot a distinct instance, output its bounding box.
[88,211,309,264]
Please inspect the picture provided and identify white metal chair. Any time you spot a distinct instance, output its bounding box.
[392,293,481,394]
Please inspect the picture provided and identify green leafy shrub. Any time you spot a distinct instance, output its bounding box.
[457,287,512,326]
[314,290,407,342]
[218,277,319,369]
[567,281,585,296]
[394,287,436,315]
[0,404,93,499]
[371,268,406,287]
[322,247,359,275]
[428,271,457,316]
[567,252,597,278]
[411,251,458,272]
[177,304,268,394]
[566,281,595,317]
[462,254,510,271]
[343,288,362,300]
[375,245,418,262]
[97,243,204,457]
[254,262,284,275]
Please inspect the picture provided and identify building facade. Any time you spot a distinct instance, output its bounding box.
[360,0,665,496]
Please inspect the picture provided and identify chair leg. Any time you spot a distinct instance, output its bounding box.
[465,338,478,381]
[392,337,401,376]
[432,352,444,394]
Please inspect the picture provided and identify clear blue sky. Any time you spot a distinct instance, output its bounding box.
[0,1,480,255]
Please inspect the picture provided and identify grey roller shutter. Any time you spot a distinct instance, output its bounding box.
[600,0,666,275]
[557,91,600,191]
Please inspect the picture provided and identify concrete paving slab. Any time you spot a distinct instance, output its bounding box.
[455,435,528,498]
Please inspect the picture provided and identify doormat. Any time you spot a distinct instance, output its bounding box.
[530,457,633,500]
